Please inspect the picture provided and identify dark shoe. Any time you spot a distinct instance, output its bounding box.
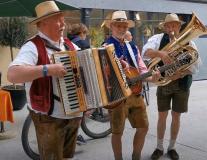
[167,149,179,160]
[151,149,164,160]
[91,110,110,122]
[76,135,86,145]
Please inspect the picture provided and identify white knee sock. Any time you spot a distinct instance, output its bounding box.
[157,138,164,151]
[168,139,176,150]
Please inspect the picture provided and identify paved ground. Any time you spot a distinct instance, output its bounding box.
[0,80,207,160]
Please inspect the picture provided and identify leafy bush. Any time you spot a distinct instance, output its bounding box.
[0,17,28,61]
[89,27,104,47]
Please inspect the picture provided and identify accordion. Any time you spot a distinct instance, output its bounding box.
[51,44,132,115]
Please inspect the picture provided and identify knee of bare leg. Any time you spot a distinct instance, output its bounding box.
[136,127,148,135]
[112,132,123,137]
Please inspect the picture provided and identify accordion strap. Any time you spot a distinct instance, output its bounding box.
[41,38,61,51]
[53,94,60,102]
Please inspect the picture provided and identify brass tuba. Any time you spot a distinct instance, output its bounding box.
[147,13,207,86]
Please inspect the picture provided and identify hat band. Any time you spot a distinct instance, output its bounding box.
[113,18,128,22]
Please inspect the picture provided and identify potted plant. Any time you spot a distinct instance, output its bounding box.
[89,27,105,47]
[0,17,28,110]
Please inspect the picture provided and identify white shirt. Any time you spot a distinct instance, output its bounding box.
[142,33,201,74]
[9,31,81,119]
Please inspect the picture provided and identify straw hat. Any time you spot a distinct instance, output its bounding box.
[105,11,135,28]
[159,13,184,28]
[30,1,64,25]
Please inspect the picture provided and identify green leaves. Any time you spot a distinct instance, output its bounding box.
[0,17,28,60]
[89,27,104,47]
[0,17,28,48]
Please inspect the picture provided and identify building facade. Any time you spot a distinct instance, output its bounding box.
[60,0,207,80]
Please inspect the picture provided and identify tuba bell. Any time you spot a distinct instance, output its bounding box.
[147,13,207,86]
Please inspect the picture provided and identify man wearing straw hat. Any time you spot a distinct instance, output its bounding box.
[7,1,81,159]
[142,13,200,160]
[105,10,160,160]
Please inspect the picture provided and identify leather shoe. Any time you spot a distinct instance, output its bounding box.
[76,135,86,145]
[151,149,163,160]
[167,149,179,160]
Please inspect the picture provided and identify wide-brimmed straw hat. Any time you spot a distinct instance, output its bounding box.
[105,10,135,28]
[159,13,184,28]
[30,1,64,25]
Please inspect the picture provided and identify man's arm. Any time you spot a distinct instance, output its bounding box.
[7,63,67,83]
[145,49,172,64]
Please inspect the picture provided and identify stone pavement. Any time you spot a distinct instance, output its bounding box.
[0,80,207,160]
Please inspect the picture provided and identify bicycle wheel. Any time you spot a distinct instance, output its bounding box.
[81,108,111,139]
[143,82,150,106]
[21,114,40,160]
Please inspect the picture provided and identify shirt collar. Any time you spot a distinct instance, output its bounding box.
[112,35,125,45]
[38,31,64,49]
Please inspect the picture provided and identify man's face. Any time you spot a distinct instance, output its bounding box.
[40,13,65,42]
[111,22,129,39]
[164,21,181,37]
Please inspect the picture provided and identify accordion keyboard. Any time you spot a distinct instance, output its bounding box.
[52,52,86,115]
[59,56,79,110]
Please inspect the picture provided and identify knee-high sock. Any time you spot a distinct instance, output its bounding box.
[168,139,176,150]
[157,138,164,151]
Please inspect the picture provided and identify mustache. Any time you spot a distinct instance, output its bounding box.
[59,27,65,31]
[117,32,125,37]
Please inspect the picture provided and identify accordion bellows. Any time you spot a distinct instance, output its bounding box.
[52,44,132,115]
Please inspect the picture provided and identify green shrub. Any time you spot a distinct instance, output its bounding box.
[89,27,104,47]
[0,17,28,61]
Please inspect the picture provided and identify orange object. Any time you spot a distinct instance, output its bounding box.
[125,67,143,95]
[0,89,14,123]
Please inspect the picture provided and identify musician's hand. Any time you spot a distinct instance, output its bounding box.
[159,51,172,64]
[47,63,67,78]
[119,56,129,71]
[151,70,161,82]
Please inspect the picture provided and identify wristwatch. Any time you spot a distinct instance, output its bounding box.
[42,65,48,77]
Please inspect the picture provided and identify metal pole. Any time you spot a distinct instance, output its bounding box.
[81,8,91,27]
[128,11,136,42]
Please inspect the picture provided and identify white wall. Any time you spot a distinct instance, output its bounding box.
[0,46,19,86]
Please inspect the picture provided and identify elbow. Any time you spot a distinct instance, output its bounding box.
[145,49,156,59]
[144,49,152,58]
[7,67,20,83]
[7,69,16,83]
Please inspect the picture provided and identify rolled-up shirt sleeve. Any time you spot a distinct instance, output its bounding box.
[141,33,164,60]
[188,41,202,74]
[137,53,148,74]
[9,41,38,67]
